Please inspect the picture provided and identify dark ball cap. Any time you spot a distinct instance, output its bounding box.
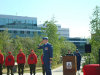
[43,37,48,40]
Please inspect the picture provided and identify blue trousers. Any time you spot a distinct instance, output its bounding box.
[44,61,52,75]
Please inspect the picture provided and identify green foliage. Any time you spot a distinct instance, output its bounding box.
[84,6,100,65]
[60,41,76,56]
[90,6,100,34]
[90,6,100,64]
[0,30,12,56]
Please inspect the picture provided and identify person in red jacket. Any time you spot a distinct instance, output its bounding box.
[28,50,37,75]
[17,49,26,75]
[41,54,45,75]
[0,50,4,75]
[5,51,15,75]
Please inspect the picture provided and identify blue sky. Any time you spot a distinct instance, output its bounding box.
[0,0,100,38]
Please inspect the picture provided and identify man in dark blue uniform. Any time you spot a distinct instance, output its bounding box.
[38,37,53,75]
[74,49,81,71]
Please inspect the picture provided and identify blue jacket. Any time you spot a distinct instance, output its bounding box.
[74,52,81,70]
[38,43,53,62]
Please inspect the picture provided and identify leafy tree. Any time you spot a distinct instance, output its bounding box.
[89,6,100,64]
[91,6,100,34]
[0,30,13,56]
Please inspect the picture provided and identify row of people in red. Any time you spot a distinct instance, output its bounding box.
[0,49,45,75]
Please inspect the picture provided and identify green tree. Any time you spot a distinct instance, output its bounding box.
[89,6,100,64]
[61,41,76,56]
[91,6,100,34]
[0,30,13,56]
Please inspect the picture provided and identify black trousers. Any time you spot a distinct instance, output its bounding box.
[29,64,36,75]
[18,64,24,75]
[42,64,45,75]
[7,66,14,75]
[0,64,3,75]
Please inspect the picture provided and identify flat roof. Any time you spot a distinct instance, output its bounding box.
[0,14,37,20]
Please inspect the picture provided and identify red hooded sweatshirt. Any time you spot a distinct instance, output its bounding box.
[0,53,4,65]
[5,55,15,66]
[28,53,37,64]
[41,54,44,64]
[17,52,26,64]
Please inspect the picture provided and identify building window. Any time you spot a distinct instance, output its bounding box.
[34,24,37,26]
[0,30,4,32]
[27,31,30,34]
[20,31,24,34]
[14,30,17,34]
[8,30,12,33]
[33,31,37,34]
[38,31,41,35]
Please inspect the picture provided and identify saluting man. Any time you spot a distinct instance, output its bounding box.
[17,49,26,75]
[0,50,4,75]
[38,37,53,75]
[5,51,15,75]
[28,50,37,75]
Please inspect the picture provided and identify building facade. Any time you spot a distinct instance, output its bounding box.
[0,14,41,38]
[38,24,69,38]
[68,37,87,53]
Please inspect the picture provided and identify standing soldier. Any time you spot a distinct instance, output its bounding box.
[17,49,26,75]
[38,37,53,75]
[41,54,45,75]
[74,49,81,71]
[5,51,15,75]
[0,50,4,75]
[28,50,37,75]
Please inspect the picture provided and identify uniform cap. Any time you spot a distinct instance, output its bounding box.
[19,49,22,52]
[31,50,34,53]
[8,51,11,54]
[43,37,48,40]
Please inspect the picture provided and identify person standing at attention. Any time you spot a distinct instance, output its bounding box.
[5,51,15,75]
[17,49,26,75]
[28,50,37,75]
[38,37,53,75]
[74,49,81,71]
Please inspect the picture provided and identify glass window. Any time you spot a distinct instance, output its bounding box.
[0,30,4,32]
[20,31,24,34]
[27,31,30,34]
[8,30,12,33]
[14,30,17,34]
[38,31,41,35]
